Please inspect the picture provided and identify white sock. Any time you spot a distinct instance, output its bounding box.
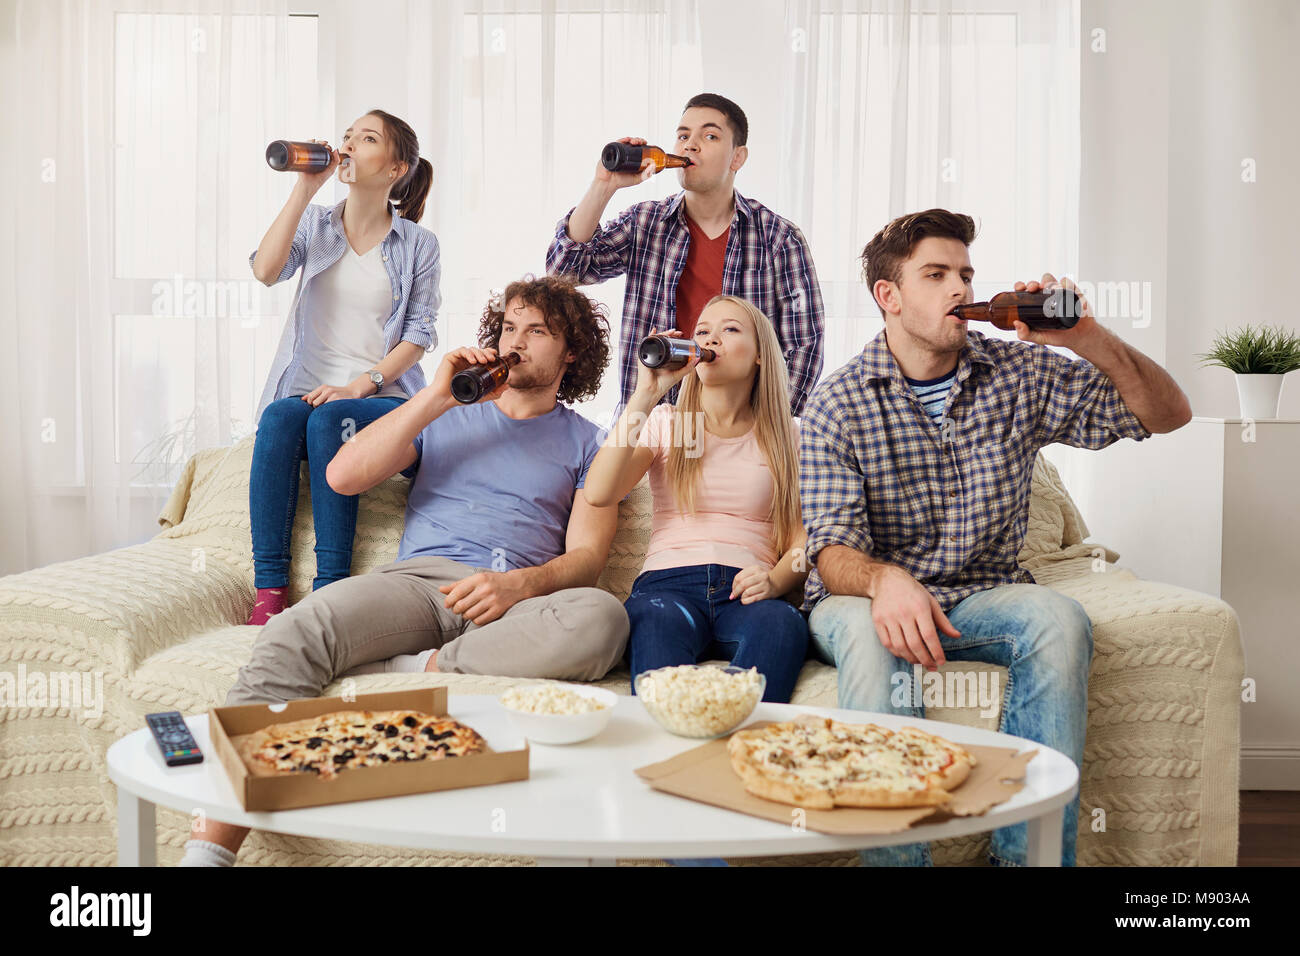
[387,649,435,673]
[179,839,236,867]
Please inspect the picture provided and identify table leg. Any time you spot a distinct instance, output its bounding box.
[117,790,156,867]
[534,857,616,867]
[1025,807,1063,867]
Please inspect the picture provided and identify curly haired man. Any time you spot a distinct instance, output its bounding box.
[182,275,628,866]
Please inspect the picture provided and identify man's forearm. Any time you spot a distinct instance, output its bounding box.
[1074,327,1192,433]
[328,387,453,494]
[566,181,618,243]
[818,544,897,599]
[509,546,604,599]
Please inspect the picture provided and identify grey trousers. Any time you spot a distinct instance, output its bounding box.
[226,556,630,705]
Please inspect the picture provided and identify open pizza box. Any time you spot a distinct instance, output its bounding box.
[210,686,529,811]
[634,719,1036,834]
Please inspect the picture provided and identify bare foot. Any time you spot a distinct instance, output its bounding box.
[424,649,439,673]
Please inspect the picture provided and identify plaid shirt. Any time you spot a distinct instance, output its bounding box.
[798,329,1151,613]
[546,189,824,415]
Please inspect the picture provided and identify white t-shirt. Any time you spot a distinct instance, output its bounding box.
[288,243,407,399]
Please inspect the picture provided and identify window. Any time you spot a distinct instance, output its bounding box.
[108,11,319,485]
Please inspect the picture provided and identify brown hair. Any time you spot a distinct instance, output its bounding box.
[860,209,978,315]
[683,92,748,147]
[366,108,433,222]
[667,295,802,557]
[476,275,611,405]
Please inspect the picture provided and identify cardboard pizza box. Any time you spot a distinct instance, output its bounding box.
[210,686,529,812]
[634,720,1035,835]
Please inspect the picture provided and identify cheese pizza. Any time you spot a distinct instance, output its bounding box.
[727,714,975,809]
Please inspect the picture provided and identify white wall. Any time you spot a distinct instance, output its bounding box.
[1048,0,1300,588]
[696,0,787,206]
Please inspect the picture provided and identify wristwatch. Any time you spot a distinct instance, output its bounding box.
[366,369,384,393]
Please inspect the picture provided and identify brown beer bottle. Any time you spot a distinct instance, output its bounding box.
[451,352,521,404]
[601,142,693,175]
[265,140,351,173]
[949,290,1083,331]
[638,334,716,369]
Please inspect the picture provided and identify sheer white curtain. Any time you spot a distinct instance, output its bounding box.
[0,0,310,574]
[777,0,1081,379]
[2,0,1085,574]
[410,0,704,428]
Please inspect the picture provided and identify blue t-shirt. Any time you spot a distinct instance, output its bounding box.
[396,401,605,571]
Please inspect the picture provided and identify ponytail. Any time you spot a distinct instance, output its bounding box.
[393,156,433,223]
[365,107,433,223]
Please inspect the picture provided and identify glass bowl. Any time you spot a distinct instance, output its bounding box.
[634,664,765,739]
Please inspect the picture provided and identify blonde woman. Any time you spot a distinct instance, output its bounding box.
[584,295,809,702]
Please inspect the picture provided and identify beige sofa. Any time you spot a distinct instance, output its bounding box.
[0,436,1243,866]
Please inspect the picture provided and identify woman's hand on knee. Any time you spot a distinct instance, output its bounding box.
[730,565,775,604]
[302,383,365,406]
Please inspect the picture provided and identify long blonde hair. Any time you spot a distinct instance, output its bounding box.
[665,295,802,556]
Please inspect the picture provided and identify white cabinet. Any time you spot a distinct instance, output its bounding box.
[1046,418,1300,788]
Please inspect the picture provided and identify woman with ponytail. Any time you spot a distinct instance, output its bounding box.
[244,109,439,625]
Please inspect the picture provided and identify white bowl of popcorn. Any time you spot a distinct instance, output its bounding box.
[499,683,617,745]
[634,664,766,739]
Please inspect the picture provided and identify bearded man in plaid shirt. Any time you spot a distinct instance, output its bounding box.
[546,92,823,416]
[799,209,1192,867]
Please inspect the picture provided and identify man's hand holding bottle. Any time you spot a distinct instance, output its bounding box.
[593,136,658,192]
[429,346,511,408]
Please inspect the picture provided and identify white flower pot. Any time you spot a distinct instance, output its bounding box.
[1235,374,1286,420]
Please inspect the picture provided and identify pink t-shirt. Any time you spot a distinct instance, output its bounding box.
[636,403,796,574]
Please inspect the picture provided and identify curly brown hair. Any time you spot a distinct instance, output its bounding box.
[476,275,611,405]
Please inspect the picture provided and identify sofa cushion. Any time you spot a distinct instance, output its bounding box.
[156,437,1083,607]
[156,435,657,606]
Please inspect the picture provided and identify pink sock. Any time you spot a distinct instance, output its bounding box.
[247,587,287,626]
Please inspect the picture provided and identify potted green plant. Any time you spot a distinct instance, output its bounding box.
[1198,325,1300,419]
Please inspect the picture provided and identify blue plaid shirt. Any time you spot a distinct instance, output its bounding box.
[546,189,824,415]
[252,199,440,423]
[798,329,1151,613]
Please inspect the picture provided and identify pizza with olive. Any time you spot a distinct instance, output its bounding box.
[238,710,486,780]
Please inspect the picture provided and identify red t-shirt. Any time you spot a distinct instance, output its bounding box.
[674,215,730,337]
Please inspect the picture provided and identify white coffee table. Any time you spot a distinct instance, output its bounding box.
[106,696,1078,867]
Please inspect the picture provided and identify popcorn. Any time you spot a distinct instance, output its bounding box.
[500,685,610,715]
[636,665,764,737]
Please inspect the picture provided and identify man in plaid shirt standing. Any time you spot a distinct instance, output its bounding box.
[799,209,1192,867]
[546,93,824,416]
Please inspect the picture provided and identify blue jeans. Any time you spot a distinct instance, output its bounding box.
[250,395,406,591]
[625,564,809,703]
[809,584,1091,867]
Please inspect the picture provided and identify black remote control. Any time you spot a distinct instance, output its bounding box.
[146,711,204,766]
